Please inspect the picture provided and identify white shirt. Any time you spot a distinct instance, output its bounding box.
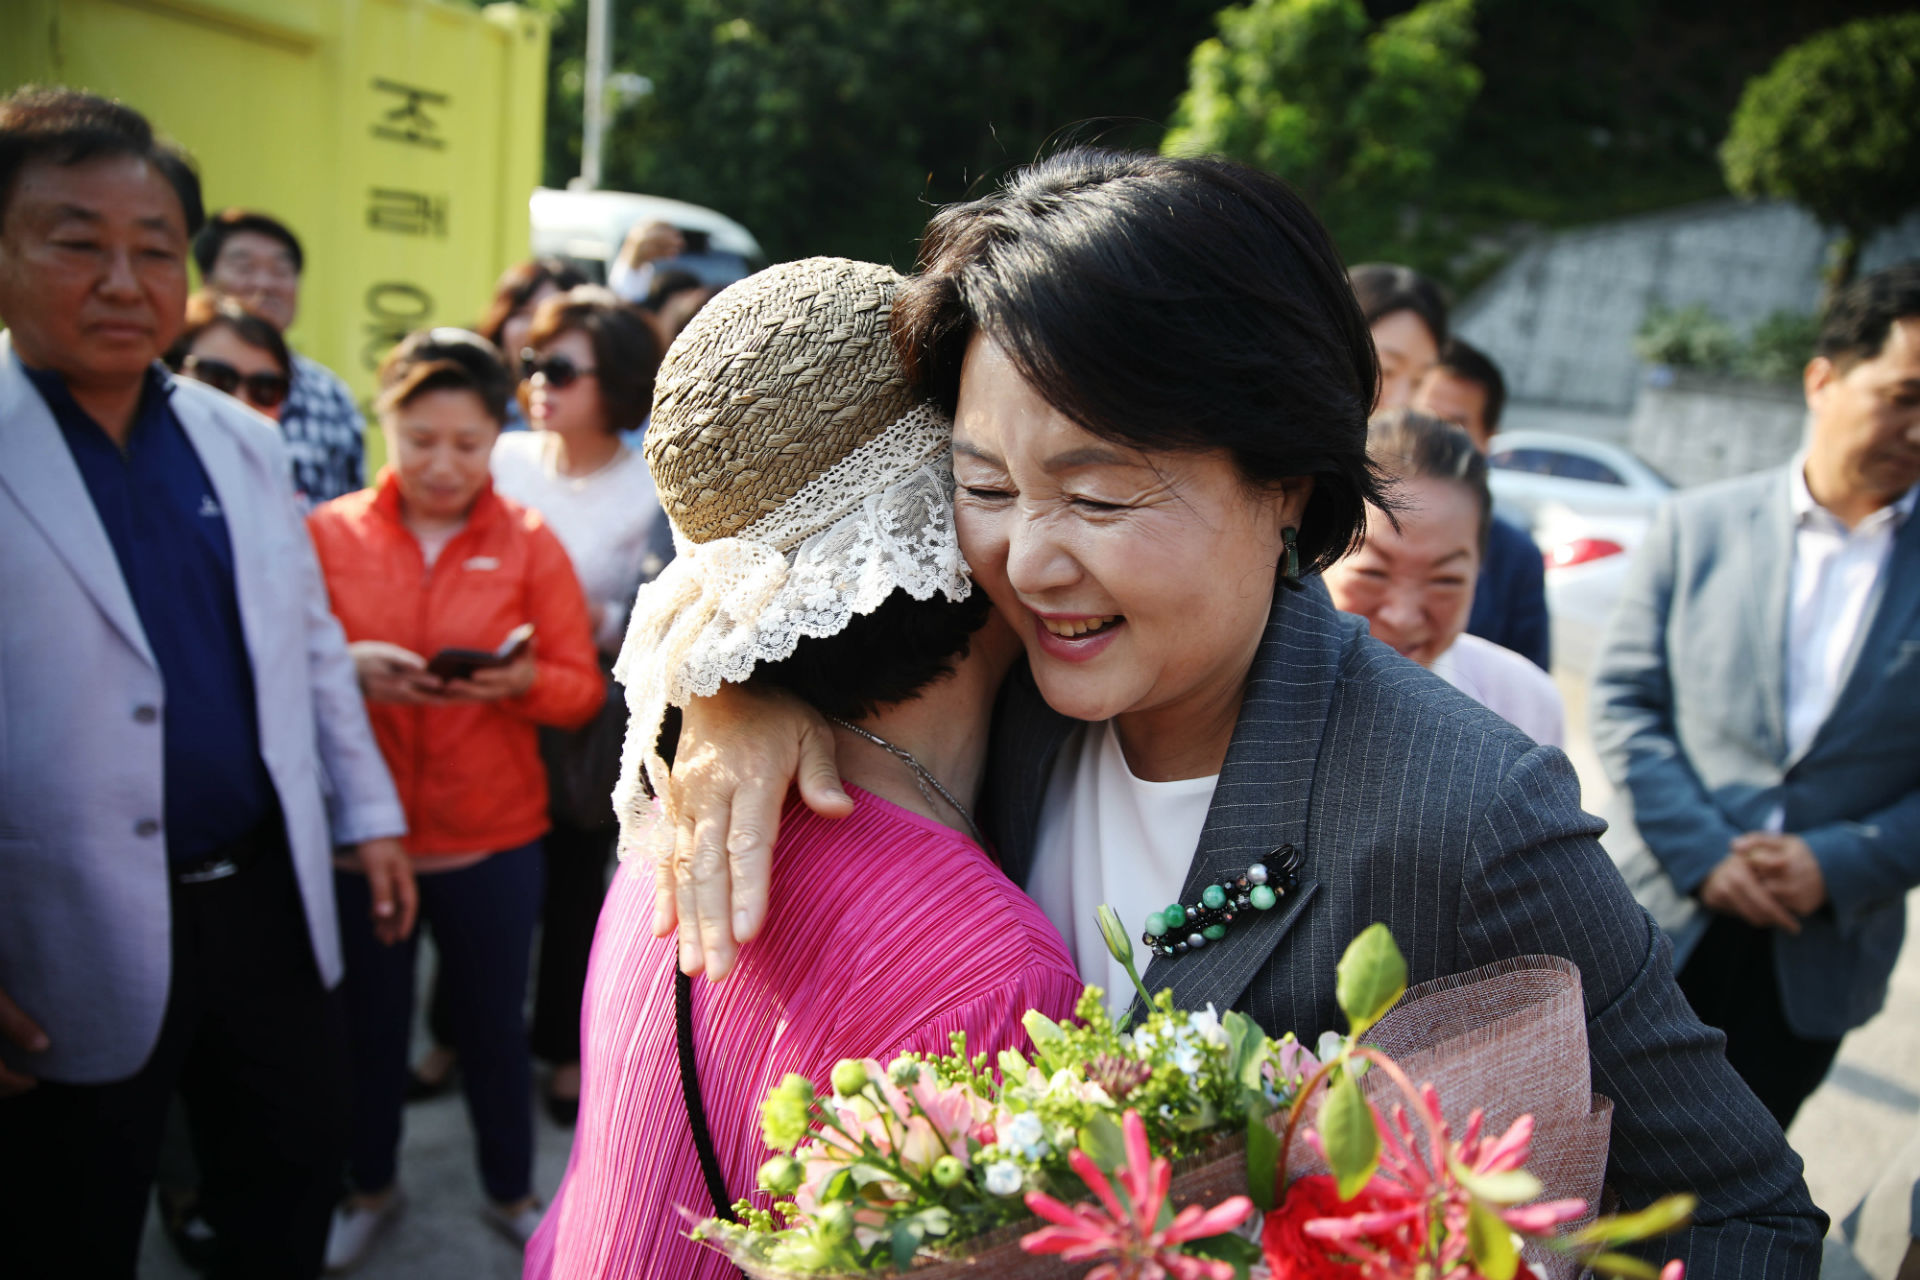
[1783,462,1917,763]
[1429,632,1566,747]
[490,431,666,652]
[1027,720,1219,1018]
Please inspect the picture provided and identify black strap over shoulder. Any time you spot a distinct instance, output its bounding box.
[675,968,738,1224]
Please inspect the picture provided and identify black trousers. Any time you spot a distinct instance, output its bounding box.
[530,818,616,1065]
[0,831,347,1279]
[1677,912,1843,1131]
[426,818,614,1066]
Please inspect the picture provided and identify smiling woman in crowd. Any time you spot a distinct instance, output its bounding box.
[1323,409,1563,746]
[648,148,1824,1278]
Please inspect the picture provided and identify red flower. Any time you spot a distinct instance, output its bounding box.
[1261,1176,1369,1280]
[1022,1109,1254,1280]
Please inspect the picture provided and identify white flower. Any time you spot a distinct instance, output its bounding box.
[1005,1112,1045,1155]
[1317,1030,1347,1064]
[1169,1042,1204,1076]
[1189,1004,1229,1049]
[984,1161,1023,1197]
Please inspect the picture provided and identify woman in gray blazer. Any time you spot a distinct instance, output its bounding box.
[643,149,1824,1277]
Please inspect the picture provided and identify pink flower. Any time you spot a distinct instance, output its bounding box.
[1022,1109,1254,1280]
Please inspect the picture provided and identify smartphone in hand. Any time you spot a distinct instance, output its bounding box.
[427,623,534,681]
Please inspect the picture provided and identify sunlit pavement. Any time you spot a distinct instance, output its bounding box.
[135,678,1918,1276]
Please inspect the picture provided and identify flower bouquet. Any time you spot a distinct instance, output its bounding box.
[694,912,1693,1280]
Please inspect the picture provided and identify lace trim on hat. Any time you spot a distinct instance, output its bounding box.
[612,404,970,860]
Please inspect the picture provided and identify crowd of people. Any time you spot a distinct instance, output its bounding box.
[1,80,1917,1280]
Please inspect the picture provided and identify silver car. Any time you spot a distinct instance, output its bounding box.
[1486,431,1674,677]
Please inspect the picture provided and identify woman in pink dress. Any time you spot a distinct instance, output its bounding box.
[524,257,1082,1279]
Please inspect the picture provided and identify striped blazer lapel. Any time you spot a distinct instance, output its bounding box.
[1134,578,1351,1015]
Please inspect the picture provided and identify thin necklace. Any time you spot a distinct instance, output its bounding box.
[827,715,984,847]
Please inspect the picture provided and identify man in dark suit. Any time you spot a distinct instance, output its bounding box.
[1416,337,1552,670]
[1594,262,1920,1128]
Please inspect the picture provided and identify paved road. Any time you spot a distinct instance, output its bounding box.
[137,675,1917,1276]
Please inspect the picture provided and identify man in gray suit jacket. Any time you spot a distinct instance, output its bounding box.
[1594,262,1920,1129]
[0,89,415,1276]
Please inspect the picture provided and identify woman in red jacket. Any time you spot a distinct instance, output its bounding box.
[307,329,603,1268]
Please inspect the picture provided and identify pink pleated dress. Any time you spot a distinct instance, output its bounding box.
[524,786,1084,1279]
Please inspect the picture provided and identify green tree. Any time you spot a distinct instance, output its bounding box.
[1161,0,1481,265]
[544,0,1220,267]
[1721,13,1920,295]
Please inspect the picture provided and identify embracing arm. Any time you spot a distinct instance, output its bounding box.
[1590,501,1743,894]
[1461,746,1825,1278]
[658,683,852,978]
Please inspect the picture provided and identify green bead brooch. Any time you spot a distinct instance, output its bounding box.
[1140,844,1304,959]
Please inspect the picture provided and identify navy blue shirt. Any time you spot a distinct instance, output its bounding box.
[29,365,275,862]
[1466,513,1552,671]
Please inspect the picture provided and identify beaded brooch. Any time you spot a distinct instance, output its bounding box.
[1142,844,1305,958]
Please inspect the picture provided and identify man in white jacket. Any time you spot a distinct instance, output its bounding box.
[0,87,415,1277]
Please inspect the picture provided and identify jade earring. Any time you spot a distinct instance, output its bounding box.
[1281,526,1300,584]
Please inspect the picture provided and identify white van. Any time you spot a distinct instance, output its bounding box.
[528,188,766,288]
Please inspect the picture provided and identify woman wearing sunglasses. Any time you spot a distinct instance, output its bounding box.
[487,285,670,1125]
[165,292,291,420]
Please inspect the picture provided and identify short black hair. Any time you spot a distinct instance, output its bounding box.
[1818,261,1920,371]
[1349,263,1450,348]
[752,588,993,721]
[376,327,514,426]
[192,208,304,276]
[1367,409,1492,554]
[0,85,203,235]
[165,292,291,376]
[1433,337,1506,432]
[893,146,1386,579]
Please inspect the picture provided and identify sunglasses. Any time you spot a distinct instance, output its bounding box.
[181,356,290,410]
[521,350,598,389]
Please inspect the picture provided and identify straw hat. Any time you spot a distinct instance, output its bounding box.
[612,257,971,856]
[645,256,920,546]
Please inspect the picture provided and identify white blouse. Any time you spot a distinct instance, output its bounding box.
[1428,632,1565,747]
[490,431,666,653]
[1026,720,1219,1018]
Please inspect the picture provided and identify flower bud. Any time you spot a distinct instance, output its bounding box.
[816,1203,855,1239]
[1096,903,1134,969]
[760,1073,816,1151]
[930,1155,966,1188]
[831,1058,870,1099]
[757,1154,803,1197]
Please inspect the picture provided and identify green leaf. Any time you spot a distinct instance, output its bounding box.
[1022,1010,1067,1073]
[1225,1010,1265,1090]
[1570,1194,1696,1246]
[1245,1097,1280,1211]
[1453,1163,1544,1206]
[1319,1071,1380,1200]
[1467,1199,1520,1280]
[997,1048,1029,1082]
[1578,1251,1662,1280]
[1186,1229,1265,1279]
[1079,1112,1129,1173]
[1334,923,1407,1039]
[889,1221,922,1273]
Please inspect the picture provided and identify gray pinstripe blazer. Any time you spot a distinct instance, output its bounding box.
[981,580,1824,1278]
